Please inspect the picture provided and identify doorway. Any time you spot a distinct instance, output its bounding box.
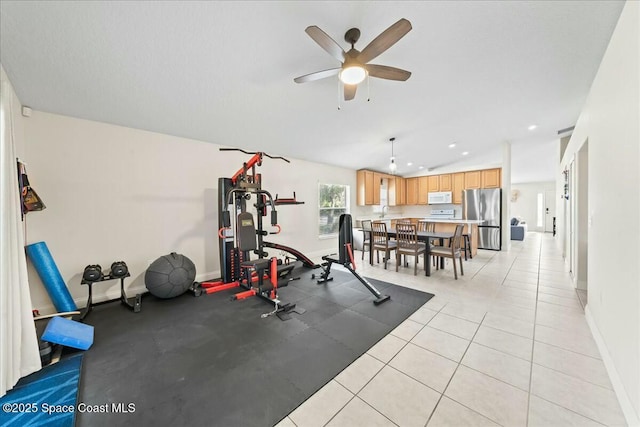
[544,190,555,233]
[566,159,575,279]
[575,142,589,292]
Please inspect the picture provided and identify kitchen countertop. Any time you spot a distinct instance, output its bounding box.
[418,218,484,224]
[355,215,406,222]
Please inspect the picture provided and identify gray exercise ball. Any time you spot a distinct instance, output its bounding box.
[145,252,196,299]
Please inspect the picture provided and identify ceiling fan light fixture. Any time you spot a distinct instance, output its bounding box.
[340,66,367,85]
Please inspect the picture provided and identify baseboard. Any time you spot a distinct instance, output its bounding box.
[35,270,219,316]
[585,304,640,426]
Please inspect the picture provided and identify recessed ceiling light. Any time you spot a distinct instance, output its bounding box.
[462,151,469,156]
[448,143,456,148]
[407,162,413,166]
[418,166,424,169]
[528,125,537,130]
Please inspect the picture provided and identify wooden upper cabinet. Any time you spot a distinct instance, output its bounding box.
[417,176,429,204]
[427,175,440,192]
[388,176,407,206]
[465,171,481,189]
[388,176,405,206]
[360,167,501,206]
[452,172,465,204]
[356,170,378,205]
[439,174,452,191]
[373,172,381,205]
[395,177,406,205]
[406,177,418,205]
[481,168,501,188]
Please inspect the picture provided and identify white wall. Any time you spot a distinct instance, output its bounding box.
[22,111,356,313]
[558,1,639,424]
[1,66,27,160]
[510,181,555,231]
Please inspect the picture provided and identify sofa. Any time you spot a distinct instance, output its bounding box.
[510,218,528,241]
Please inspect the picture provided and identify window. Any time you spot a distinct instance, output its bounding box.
[318,183,350,237]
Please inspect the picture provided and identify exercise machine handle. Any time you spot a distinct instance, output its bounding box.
[218,227,231,239]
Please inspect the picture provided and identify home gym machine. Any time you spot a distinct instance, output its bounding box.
[193,148,306,319]
[315,214,391,305]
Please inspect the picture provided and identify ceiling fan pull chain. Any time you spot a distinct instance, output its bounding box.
[337,78,342,110]
[367,73,371,102]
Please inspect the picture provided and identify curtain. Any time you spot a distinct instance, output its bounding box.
[0,67,41,397]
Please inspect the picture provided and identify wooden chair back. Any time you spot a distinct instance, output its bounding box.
[371,221,389,246]
[362,220,372,242]
[396,223,419,248]
[418,221,436,232]
[451,224,464,252]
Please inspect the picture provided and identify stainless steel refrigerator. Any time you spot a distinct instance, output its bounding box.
[463,189,502,250]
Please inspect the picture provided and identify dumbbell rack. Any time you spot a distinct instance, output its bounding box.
[80,272,144,320]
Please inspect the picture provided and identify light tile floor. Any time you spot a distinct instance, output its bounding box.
[278,233,627,427]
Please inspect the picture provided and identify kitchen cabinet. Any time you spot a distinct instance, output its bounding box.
[481,168,501,188]
[406,177,418,205]
[398,177,406,205]
[427,175,440,192]
[361,167,501,206]
[452,172,465,204]
[465,171,481,189]
[417,176,429,205]
[373,172,381,205]
[356,170,381,205]
[439,174,452,191]
[389,177,406,206]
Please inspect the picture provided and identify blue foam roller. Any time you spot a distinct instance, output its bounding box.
[26,241,78,312]
[42,316,93,350]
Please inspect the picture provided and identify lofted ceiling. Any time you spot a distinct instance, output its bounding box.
[0,1,624,182]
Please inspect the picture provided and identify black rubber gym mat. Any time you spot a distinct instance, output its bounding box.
[76,268,433,426]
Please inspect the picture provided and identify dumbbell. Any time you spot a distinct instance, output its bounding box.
[110,261,129,278]
[83,264,103,282]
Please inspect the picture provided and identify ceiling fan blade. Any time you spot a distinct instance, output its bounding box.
[305,26,345,62]
[294,68,340,83]
[344,84,357,101]
[366,64,411,81]
[357,18,412,64]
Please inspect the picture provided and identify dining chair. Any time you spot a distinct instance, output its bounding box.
[361,220,372,261]
[371,221,397,269]
[395,223,426,275]
[429,224,465,279]
[393,219,411,242]
[417,221,435,232]
[418,221,438,266]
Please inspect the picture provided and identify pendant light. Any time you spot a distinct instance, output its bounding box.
[389,137,397,174]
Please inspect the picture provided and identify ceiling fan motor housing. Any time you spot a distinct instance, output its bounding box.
[344,28,361,46]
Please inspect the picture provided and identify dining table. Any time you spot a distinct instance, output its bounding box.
[366,228,456,276]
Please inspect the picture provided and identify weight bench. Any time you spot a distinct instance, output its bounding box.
[316,214,390,305]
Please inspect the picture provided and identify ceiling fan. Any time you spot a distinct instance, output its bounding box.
[294,18,412,101]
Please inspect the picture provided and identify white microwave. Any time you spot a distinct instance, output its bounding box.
[427,191,452,204]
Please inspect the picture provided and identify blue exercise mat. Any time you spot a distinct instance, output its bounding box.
[26,242,77,312]
[0,353,83,427]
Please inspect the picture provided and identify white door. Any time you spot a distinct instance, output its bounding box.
[544,190,556,233]
[569,161,577,279]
